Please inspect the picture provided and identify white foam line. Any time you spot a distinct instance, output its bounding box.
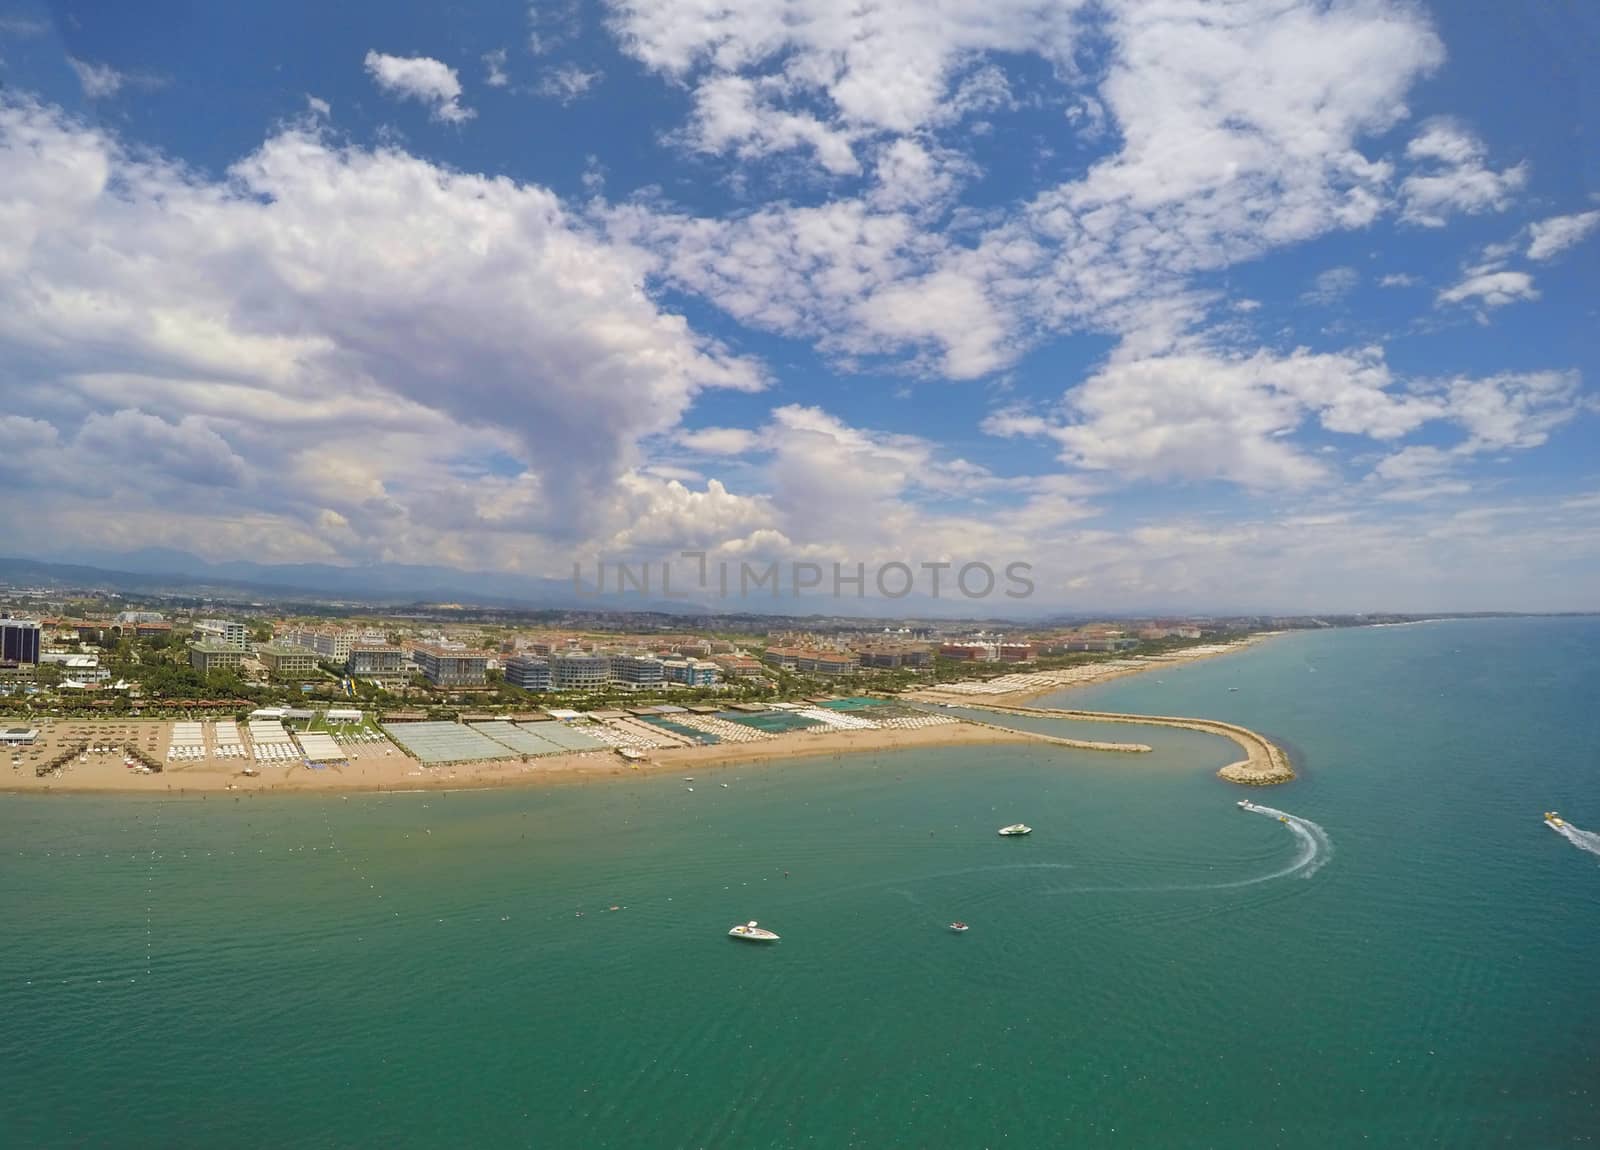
[1552,821,1600,860]
[1044,803,1333,896]
[1224,802,1332,885]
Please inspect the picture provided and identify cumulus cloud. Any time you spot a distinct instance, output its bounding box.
[614,0,1446,379]
[1399,120,1525,226]
[1527,209,1600,260]
[607,0,1086,172]
[0,96,762,562]
[679,427,761,455]
[1437,269,1538,309]
[363,51,475,123]
[986,343,1583,495]
[986,346,1443,490]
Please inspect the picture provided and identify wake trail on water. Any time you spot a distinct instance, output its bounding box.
[1043,803,1333,896]
[1230,802,1332,885]
[1552,821,1600,860]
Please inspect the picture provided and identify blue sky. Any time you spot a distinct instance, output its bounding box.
[0,0,1596,612]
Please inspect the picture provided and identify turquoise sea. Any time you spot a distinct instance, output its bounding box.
[3,617,1598,1147]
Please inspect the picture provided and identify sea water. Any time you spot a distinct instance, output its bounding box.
[2,617,1596,1146]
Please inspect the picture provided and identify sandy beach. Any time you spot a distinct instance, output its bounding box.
[1,720,1146,796]
[905,634,1279,708]
[1,634,1292,795]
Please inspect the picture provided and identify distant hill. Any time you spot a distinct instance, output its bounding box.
[0,550,695,611]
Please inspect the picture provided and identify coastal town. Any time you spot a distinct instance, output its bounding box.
[0,579,1320,792]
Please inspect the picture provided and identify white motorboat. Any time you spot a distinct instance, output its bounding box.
[1236,800,1253,810]
[998,823,1032,836]
[728,920,779,941]
[948,921,969,933]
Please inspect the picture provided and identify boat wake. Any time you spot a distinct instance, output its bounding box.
[1228,802,1332,884]
[1551,820,1600,860]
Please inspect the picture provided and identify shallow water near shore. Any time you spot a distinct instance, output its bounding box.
[3,617,1599,1146]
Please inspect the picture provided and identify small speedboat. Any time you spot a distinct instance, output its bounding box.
[1544,811,1566,830]
[948,921,969,933]
[998,823,1032,836]
[729,920,779,942]
[1236,800,1252,810]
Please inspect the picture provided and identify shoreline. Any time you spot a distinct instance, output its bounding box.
[0,721,1152,797]
[903,633,1280,708]
[1,634,1289,796]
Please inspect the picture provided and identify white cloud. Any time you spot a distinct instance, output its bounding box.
[986,346,1445,490]
[615,0,1446,379]
[607,0,1087,172]
[1365,371,1583,498]
[67,57,124,99]
[536,63,603,103]
[1399,120,1525,226]
[363,51,475,123]
[483,49,510,88]
[986,341,1585,497]
[679,427,760,455]
[528,0,583,56]
[0,96,763,561]
[1436,269,1538,309]
[1302,266,1359,306]
[1378,273,1417,287]
[1527,209,1600,260]
[306,94,332,118]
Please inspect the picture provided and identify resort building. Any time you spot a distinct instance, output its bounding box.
[189,642,244,676]
[713,655,765,678]
[609,654,666,688]
[283,627,355,662]
[346,644,406,677]
[550,652,610,691]
[854,644,933,670]
[40,652,110,684]
[938,642,997,661]
[114,611,165,625]
[762,647,858,675]
[661,657,720,686]
[413,645,490,687]
[134,621,174,640]
[998,643,1037,663]
[0,619,41,665]
[1043,637,1140,654]
[193,619,247,649]
[504,655,552,691]
[257,643,319,681]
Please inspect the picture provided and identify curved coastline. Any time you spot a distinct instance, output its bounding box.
[947,702,1295,786]
[0,719,1151,796]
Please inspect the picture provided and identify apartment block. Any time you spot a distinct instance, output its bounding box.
[413,645,490,687]
[504,655,553,691]
[193,619,247,650]
[550,652,610,690]
[258,643,319,680]
[189,642,244,675]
